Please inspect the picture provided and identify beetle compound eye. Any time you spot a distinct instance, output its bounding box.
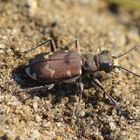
[101,62,113,72]
[98,50,114,73]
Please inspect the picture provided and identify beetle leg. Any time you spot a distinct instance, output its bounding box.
[92,79,138,121]
[75,82,84,139]
[47,84,55,90]
[92,78,120,108]
[64,39,80,52]
[24,38,56,54]
[18,84,55,101]
[18,84,54,93]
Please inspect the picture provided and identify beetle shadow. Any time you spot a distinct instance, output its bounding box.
[12,64,39,89]
[12,64,44,101]
[12,65,135,124]
[12,64,78,103]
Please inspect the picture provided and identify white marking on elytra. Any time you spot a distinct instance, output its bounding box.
[25,68,31,78]
[66,70,71,77]
[25,67,37,80]
[44,55,49,59]
[44,52,53,59]
[44,64,55,77]
[80,60,83,65]
[32,73,37,80]
[50,69,55,77]
[79,69,82,75]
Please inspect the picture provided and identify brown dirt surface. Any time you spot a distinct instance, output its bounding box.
[0,0,140,140]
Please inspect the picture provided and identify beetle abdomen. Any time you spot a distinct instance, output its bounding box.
[25,50,82,84]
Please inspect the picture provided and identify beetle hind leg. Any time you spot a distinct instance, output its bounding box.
[18,84,55,101]
[24,38,56,54]
[93,79,118,107]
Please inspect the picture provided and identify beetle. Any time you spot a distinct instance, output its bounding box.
[23,38,140,138]
[24,38,140,106]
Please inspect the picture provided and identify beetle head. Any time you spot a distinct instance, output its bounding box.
[98,50,114,73]
[99,46,140,78]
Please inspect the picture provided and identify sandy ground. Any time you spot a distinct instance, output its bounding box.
[0,0,140,140]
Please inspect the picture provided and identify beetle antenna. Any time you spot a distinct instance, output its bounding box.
[114,66,140,78]
[116,46,140,58]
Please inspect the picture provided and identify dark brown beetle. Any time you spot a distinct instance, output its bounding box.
[24,38,140,106]
[24,38,140,138]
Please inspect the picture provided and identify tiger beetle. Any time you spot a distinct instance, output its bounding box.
[23,38,140,139]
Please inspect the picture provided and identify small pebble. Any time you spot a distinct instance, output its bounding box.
[0,96,4,103]
[109,122,116,131]
[33,102,38,112]
[55,136,63,140]
[27,0,38,16]
[42,121,51,128]
[0,43,6,53]
[35,114,42,123]
[29,129,40,139]
[80,110,85,117]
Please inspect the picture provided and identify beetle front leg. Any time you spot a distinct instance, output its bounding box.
[24,38,56,54]
[92,78,119,108]
[92,79,138,121]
